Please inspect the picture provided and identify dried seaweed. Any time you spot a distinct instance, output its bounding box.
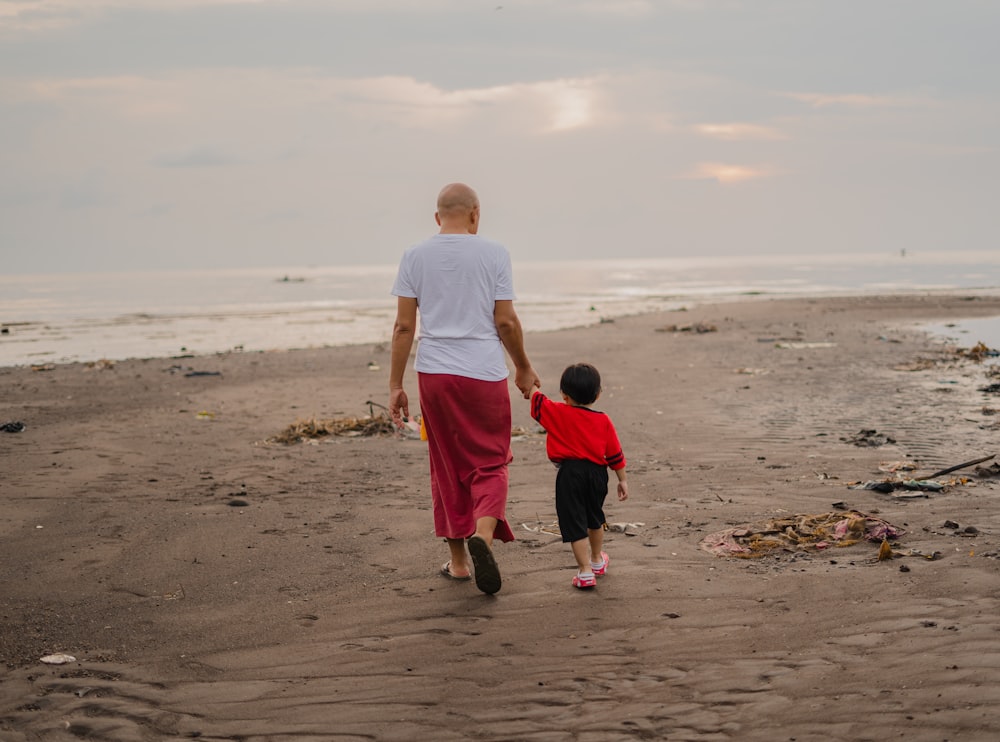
[700,511,905,558]
[270,412,396,444]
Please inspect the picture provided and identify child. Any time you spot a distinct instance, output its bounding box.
[530,363,629,589]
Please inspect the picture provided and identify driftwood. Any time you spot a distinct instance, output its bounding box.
[922,454,996,480]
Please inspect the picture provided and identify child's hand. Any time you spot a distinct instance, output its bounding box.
[617,481,629,501]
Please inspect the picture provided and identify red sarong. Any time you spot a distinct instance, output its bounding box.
[417,373,516,543]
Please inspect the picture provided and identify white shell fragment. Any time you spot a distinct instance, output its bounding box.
[40,653,76,665]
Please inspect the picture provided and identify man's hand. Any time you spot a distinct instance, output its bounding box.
[514,365,541,399]
[389,388,409,428]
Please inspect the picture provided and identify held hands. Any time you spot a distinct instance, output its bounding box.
[514,365,541,399]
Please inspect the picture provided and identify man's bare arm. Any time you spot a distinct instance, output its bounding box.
[494,299,540,398]
[389,297,418,426]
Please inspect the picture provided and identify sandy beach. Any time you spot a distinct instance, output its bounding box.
[2,293,1000,741]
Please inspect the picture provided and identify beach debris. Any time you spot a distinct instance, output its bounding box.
[848,479,945,496]
[879,545,944,562]
[736,367,769,375]
[607,522,645,535]
[156,585,186,600]
[1,421,25,433]
[400,417,422,439]
[922,453,996,480]
[975,461,1000,478]
[842,429,896,447]
[877,539,893,561]
[271,414,395,443]
[956,341,999,361]
[978,383,1000,394]
[195,411,216,420]
[774,341,836,349]
[521,520,561,536]
[270,401,399,443]
[521,520,645,536]
[700,511,904,558]
[846,455,995,497]
[367,361,380,371]
[84,358,116,370]
[894,342,998,372]
[520,520,645,536]
[879,461,919,473]
[40,653,77,665]
[656,322,717,334]
[893,358,942,372]
[164,363,217,375]
[31,363,55,372]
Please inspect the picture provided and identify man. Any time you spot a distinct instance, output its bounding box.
[389,183,540,595]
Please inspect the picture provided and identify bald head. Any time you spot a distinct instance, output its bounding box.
[437,183,479,215]
[435,183,480,234]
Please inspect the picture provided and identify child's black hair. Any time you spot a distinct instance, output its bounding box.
[560,363,601,405]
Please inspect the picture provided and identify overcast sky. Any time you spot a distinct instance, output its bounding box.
[1,0,997,274]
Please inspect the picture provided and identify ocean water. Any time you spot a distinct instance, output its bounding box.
[2,250,1000,368]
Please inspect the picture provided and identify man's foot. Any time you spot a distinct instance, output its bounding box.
[440,561,471,581]
[467,535,501,595]
[591,551,609,576]
[572,572,596,589]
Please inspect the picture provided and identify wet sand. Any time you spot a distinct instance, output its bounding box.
[2,293,1000,741]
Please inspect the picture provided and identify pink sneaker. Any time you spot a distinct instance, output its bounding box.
[572,572,596,589]
[592,552,609,576]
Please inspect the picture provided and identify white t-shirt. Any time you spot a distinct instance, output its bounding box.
[391,233,515,381]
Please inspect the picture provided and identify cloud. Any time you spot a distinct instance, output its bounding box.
[0,0,277,32]
[153,147,240,168]
[782,92,925,109]
[576,0,655,17]
[682,162,777,184]
[10,75,185,117]
[276,72,610,135]
[694,123,785,141]
[0,0,557,34]
[57,168,109,209]
[4,67,614,141]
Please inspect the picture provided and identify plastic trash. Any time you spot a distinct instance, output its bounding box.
[40,653,76,665]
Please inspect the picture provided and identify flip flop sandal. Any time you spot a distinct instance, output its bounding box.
[440,561,471,581]
[467,535,501,595]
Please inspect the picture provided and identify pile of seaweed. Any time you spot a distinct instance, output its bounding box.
[270,401,396,444]
[700,511,905,558]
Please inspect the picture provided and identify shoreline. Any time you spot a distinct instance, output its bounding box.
[3,286,1000,371]
[2,293,1000,740]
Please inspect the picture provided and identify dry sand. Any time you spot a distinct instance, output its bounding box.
[2,294,1000,742]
